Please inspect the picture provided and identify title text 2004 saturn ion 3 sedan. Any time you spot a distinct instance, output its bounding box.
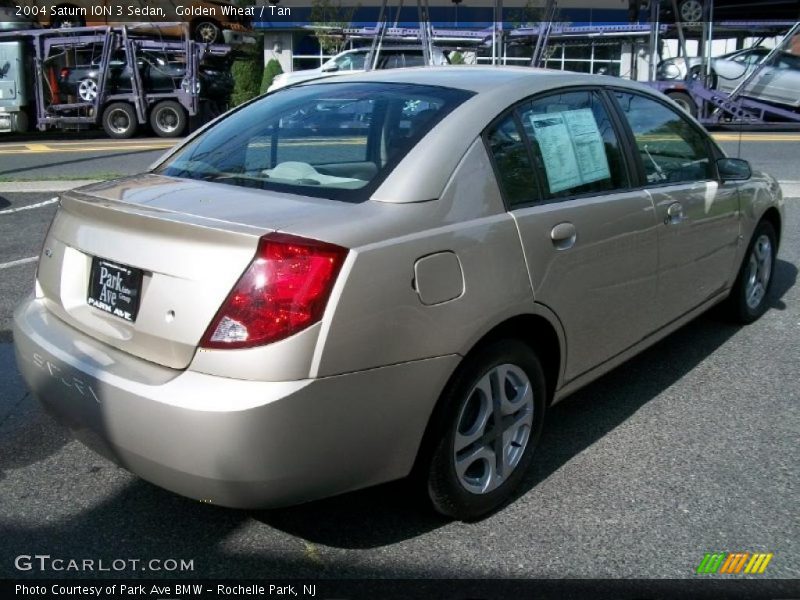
[14,67,783,520]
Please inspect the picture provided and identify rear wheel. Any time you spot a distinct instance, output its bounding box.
[102,102,137,139]
[150,101,187,138]
[668,91,698,117]
[723,220,777,323]
[425,339,547,520]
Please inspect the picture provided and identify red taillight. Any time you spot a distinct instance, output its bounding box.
[59,67,70,80]
[200,233,348,350]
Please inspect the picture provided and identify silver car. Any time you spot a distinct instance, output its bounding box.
[658,46,800,110]
[13,67,784,520]
[268,45,450,92]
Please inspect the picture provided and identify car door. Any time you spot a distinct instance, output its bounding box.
[485,89,660,382]
[754,52,800,107]
[612,90,740,325]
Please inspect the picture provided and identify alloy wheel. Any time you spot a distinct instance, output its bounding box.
[77,78,97,102]
[680,0,704,22]
[745,234,772,310]
[453,364,534,494]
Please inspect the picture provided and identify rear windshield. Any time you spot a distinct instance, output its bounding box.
[155,82,473,201]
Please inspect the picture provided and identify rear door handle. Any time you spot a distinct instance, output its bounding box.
[550,222,577,250]
[665,202,686,225]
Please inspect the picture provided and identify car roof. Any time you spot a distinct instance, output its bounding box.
[309,65,643,95]
[301,66,662,203]
[345,45,444,53]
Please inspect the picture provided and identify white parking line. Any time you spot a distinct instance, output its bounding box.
[0,198,58,215]
[0,256,38,270]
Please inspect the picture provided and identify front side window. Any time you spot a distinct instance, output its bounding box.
[518,90,629,198]
[615,91,713,185]
[156,82,473,201]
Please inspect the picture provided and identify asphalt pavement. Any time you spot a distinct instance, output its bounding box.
[0,145,797,583]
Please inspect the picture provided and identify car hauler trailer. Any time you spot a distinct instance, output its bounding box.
[0,24,235,138]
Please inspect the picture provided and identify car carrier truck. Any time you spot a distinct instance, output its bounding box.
[0,24,237,138]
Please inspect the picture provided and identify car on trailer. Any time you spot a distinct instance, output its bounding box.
[0,25,236,138]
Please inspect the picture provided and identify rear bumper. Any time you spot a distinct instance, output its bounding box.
[13,297,457,508]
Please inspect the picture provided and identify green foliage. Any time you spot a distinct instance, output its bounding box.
[508,1,565,28]
[310,0,358,55]
[449,51,465,65]
[231,45,265,107]
[261,59,284,94]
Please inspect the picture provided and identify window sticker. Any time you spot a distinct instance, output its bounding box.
[529,108,611,194]
[529,113,582,193]
[562,108,611,185]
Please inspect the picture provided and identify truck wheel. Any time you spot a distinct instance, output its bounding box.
[150,101,187,138]
[12,111,29,133]
[668,91,698,118]
[102,102,138,139]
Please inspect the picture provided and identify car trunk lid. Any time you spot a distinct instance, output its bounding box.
[35,174,353,369]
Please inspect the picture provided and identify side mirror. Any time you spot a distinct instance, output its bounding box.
[321,63,339,72]
[717,157,752,182]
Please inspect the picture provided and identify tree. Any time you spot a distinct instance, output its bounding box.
[261,58,284,94]
[310,0,358,56]
[449,51,465,65]
[231,43,265,106]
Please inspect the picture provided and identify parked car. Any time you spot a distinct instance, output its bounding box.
[658,46,800,110]
[20,0,252,44]
[268,46,451,92]
[58,50,233,103]
[653,0,800,22]
[14,67,783,520]
[657,47,770,83]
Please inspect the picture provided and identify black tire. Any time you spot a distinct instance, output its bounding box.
[668,91,698,118]
[149,101,188,138]
[722,220,777,324]
[425,339,547,521]
[194,20,221,44]
[11,110,29,134]
[101,102,138,139]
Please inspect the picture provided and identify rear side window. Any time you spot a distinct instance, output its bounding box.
[156,82,473,202]
[486,115,541,207]
[517,90,629,199]
[614,91,713,185]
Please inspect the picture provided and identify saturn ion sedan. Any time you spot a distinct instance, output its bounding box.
[14,67,783,520]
